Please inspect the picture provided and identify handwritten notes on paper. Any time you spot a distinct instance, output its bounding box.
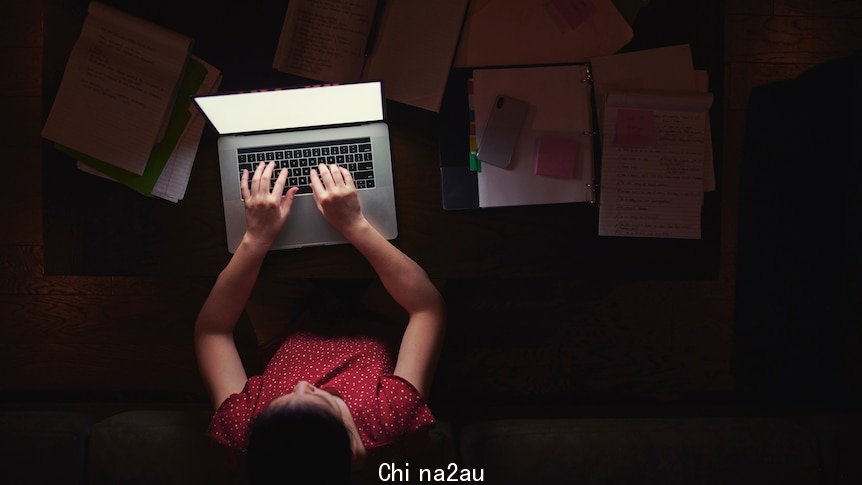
[83,29,162,111]
[598,91,713,239]
[274,0,468,111]
[41,2,191,175]
[615,108,655,147]
[273,0,375,82]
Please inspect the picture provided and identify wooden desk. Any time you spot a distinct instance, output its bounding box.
[42,0,722,278]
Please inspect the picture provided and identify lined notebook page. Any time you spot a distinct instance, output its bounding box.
[589,45,715,192]
[598,91,712,239]
[272,0,375,82]
[42,2,191,175]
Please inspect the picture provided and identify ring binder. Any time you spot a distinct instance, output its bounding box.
[586,183,598,204]
[470,64,596,208]
[581,64,593,84]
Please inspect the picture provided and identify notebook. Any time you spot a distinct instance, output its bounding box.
[194,81,397,252]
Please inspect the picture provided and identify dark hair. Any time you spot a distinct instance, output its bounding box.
[246,402,352,485]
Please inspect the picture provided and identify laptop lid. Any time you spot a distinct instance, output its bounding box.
[194,81,385,135]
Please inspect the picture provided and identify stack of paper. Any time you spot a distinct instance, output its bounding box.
[590,45,715,239]
[41,2,220,203]
[75,58,221,202]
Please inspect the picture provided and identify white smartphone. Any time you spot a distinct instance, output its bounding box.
[477,95,530,169]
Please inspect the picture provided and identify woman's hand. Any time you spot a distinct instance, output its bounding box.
[309,163,369,238]
[241,161,299,249]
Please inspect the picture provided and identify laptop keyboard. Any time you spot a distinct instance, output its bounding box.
[237,137,376,196]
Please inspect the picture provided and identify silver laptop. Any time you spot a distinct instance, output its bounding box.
[194,81,397,253]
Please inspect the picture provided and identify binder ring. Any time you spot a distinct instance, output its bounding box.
[586,183,598,204]
[581,65,593,84]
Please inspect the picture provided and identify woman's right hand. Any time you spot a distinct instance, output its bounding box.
[309,163,370,238]
[241,161,298,249]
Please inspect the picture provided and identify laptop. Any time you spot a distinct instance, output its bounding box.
[194,81,397,252]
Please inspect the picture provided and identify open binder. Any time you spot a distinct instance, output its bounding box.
[439,64,599,210]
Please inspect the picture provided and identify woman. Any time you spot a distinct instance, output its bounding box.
[195,161,446,483]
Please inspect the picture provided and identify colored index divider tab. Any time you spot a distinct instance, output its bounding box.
[547,0,598,31]
[614,108,656,147]
[468,76,480,172]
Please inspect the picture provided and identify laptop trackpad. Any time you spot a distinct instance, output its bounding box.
[276,195,346,248]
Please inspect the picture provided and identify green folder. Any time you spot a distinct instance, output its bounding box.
[59,58,208,196]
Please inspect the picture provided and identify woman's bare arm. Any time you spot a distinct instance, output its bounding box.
[195,162,298,408]
[310,164,445,398]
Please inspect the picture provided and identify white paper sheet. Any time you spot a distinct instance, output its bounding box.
[598,91,712,239]
[590,45,716,192]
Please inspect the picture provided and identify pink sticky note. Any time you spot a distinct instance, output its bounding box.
[615,109,656,147]
[535,135,579,178]
[548,0,598,31]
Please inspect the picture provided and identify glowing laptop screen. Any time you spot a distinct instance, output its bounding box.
[195,81,384,135]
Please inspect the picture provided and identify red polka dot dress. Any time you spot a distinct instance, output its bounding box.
[207,331,435,451]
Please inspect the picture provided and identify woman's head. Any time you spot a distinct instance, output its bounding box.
[246,381,353,484]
